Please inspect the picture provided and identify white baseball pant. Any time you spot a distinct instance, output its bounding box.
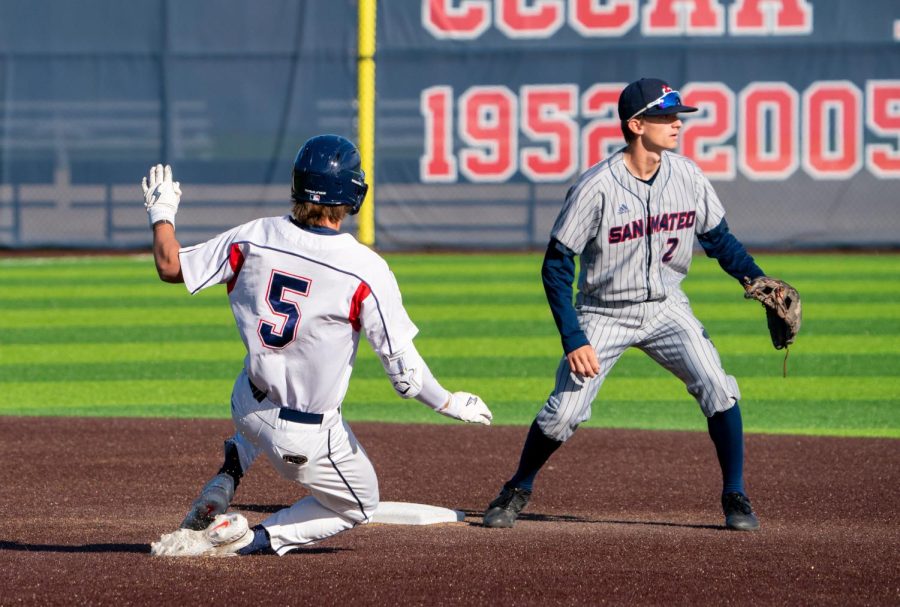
[227,370,379,556]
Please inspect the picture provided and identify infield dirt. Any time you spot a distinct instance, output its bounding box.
[1,417,897,606]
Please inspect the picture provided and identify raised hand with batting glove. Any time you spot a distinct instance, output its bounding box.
[142,164,182,227]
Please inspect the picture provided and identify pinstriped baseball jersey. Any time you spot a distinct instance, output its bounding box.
[179,215,417,414]
[551,149,724,305]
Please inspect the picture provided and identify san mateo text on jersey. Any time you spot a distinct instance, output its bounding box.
[608,211,696,244]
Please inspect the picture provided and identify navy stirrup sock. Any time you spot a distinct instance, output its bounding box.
[217,439,244,490]
[707,403,745,496]
[237,525,274,556]
[507,420,563,492]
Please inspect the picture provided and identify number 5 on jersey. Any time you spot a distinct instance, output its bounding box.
[258,270,311,349]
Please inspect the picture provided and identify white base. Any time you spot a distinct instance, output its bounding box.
[371,501,465,525]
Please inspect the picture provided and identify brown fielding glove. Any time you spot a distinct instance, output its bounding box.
[743,276,802,350]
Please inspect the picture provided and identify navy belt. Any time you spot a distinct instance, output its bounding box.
[248,377,324,425]
[278,408,324,424]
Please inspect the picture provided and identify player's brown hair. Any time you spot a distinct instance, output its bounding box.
[291,201,349,226]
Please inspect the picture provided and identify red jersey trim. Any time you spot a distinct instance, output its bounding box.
[349,282,372,332]
[226,243,246,294]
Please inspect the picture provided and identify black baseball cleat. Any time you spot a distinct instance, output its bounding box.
[483,484,531,528]
[722,492,760,531]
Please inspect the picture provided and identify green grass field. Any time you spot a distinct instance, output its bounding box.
[1,252,897,437]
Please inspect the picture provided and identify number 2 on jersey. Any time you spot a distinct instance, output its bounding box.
[662,238,679,263]
[258,270,311,349]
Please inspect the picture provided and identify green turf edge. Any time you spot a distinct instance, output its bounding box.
[2,253,897,439]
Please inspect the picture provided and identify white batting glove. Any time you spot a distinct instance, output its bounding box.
[438,391,492,426]
[141,163,182,227]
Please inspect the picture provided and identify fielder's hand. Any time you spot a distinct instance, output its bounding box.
[566,344,600,379]
[142,164,182,227]
[439,391,492,426]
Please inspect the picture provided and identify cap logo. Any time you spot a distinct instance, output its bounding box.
[661,85,673,95]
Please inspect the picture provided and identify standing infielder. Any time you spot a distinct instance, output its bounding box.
[483,78,800,531]
[144,135,492,557]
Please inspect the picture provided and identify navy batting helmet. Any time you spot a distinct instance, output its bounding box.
[291,135,369,215]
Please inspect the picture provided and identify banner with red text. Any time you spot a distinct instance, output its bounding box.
[374,0,900,249]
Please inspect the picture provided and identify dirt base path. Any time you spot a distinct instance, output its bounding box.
[1,417,897,605]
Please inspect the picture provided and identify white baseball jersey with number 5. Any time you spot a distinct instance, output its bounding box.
[179,214,417,413]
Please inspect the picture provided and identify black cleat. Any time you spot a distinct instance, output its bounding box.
[483,485,531,528]
[722,492,761,531]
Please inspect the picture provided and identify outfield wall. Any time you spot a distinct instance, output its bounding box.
[0,1,897,250]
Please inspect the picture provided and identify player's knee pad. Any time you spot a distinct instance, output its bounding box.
[380,348,425,399]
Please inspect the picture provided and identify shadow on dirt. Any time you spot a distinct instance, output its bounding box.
[0,539,348,556]
[459,509,722,530]
[0,540,149,553]
[232,503,290,514]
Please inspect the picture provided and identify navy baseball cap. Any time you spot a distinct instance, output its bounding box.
[618,78,697,121]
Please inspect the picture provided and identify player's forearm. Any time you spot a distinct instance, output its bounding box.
[414,363,451,410]
[697,219,764,283]
[380,343,494,426]
[152,221,184,283]
[381,346,492,425]
[542,240,590,353]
